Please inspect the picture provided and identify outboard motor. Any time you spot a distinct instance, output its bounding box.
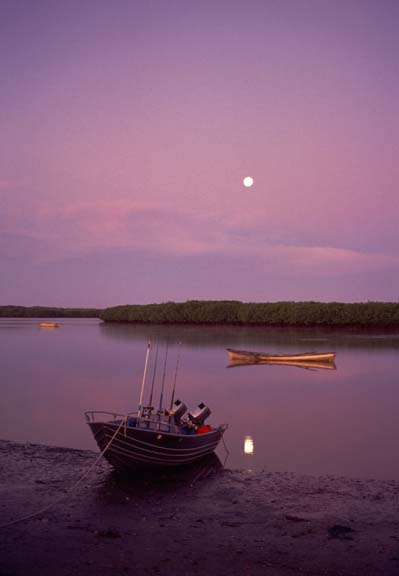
[188,402,211,425]
[173,399,187,424]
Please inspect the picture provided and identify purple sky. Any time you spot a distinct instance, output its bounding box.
[1,0,398,307]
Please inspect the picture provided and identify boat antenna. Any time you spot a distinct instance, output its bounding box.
[138,341,151,418]
[159,340,169,412]
[169,342,182,409]
[148,341,159,408]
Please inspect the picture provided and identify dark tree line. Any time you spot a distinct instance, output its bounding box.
[99,300,399,326]
[3,301,399,326]
[0,306,101,318]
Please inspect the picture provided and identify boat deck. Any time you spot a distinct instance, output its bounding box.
[85,411,207,436]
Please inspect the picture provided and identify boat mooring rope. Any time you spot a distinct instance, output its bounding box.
[220,430,230,467]
[221,433,230,457]
[0,418,126,531]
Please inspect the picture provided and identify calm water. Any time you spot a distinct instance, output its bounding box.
[1,318,399,480]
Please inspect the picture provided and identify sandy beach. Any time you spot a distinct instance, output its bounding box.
[1,439,399,576]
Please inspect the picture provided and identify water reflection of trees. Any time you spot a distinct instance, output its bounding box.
[100,323,399,351]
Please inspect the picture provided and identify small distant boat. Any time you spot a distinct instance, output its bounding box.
[39,322,60,328]
[85,343,227,471]
[226,348,336,363]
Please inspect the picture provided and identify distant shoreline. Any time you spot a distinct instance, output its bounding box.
[99,300,399,328]
[3,301,399,330]
[0,306,100,318]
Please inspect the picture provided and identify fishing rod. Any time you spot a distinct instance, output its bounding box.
[169,342,182,410]
[148,341,159,410]
[158,340,169,414]
[138,341,151,419]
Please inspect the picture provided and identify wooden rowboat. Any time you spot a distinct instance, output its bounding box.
[226,348,335,363]
[227,358,336,370]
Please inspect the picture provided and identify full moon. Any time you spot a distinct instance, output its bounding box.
[243,176,254,187]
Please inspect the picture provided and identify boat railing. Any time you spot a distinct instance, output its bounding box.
[84,411,135,423]
[84,410,184,435]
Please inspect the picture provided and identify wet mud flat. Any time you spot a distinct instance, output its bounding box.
[1,439,399,576]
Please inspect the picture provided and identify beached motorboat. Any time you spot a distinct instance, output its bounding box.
[85,343,227,471]
[226,348,335,363]
[85,403,227,471]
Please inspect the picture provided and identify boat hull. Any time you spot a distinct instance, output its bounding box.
[88,421,224,471]
[228,358,336,370]
[226,348,335,363]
